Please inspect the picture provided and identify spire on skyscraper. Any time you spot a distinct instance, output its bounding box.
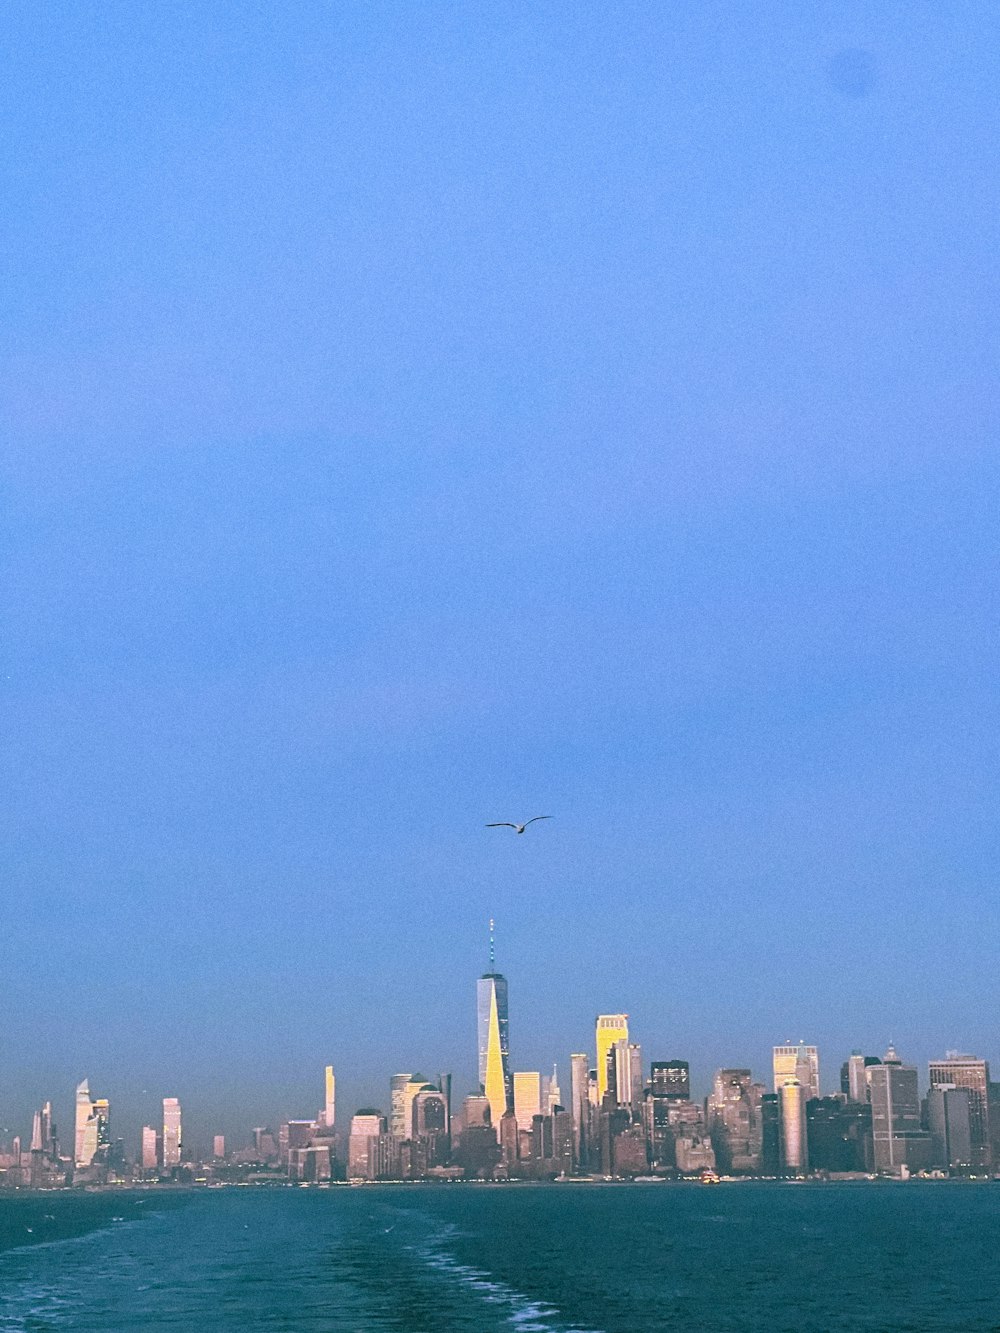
[477,922,512,1124]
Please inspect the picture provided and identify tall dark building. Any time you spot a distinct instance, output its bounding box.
[760,1093,781,1174]
[806,1098,871,1172]
[437,1073,452,1131]
[650,1061,690,1101]
[928,1086,973,1171]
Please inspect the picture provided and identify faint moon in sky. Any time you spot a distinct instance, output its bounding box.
[828,48,878,99]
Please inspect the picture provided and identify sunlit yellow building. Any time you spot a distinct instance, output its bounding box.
[482,984,509,1128]
[595,1014,629,1102]
[513,1071,541,1134]
[324,1065,336,1130]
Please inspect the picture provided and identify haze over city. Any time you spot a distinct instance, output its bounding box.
[3,2,998,1155]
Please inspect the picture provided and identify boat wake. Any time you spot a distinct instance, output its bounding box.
[413,1228,604,1333]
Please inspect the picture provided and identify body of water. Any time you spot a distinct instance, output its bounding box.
[1,1181,999,1331]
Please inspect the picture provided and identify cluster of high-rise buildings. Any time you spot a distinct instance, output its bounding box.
[3,939,997,1188]
[339,947,998,1183]
[339,1032,997,1184]
[0,1082,197,1188]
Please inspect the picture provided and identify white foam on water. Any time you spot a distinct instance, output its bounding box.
[414,1236,604,1333]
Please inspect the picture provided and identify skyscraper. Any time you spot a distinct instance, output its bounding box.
[846,1051,881,1103]
[773,1044,820,1100]
[390,1074,414,1139]
[438,1073,452,1129]
[708,1069,760,1173]
[928,1086,973,1171]
[162,1098,182,1168]
[546,1065,562,1114]
[390,1074,429,1140]
[323,1065,336,1131]
[650,1060,690,1101]
[460,1094,491,1129]
[779,1079,808,1175]
[412,1087,449,1138]
[612,1041,644,1113]
[570,1053,589,1167]
[348,1111,386,1180]
[75,1080,94,1167]
[868,1046,932,1174]
[513,1072,542,1135]
[141,1125,159,1171]
[74,1080,109,1168]
[928,1054,991,1169]
[760,1093,781,1174]
[595,1015,628,1102]
[30,1101,54,1159]
[477,923,511,1127]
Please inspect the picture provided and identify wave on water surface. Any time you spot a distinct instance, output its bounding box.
[413,1225,605,1333]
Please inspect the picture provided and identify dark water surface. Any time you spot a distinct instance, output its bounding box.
[2,1182,1000,1331]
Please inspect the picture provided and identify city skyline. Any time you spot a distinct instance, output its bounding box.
[9,1025,997,1183]
[7,923,1000,1166]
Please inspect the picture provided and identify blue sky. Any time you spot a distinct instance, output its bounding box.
[2,3,998,1150]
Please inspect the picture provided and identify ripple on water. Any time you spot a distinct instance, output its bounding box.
[413,1232,605,1333]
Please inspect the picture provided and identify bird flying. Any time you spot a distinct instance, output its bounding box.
[485,816,553,834]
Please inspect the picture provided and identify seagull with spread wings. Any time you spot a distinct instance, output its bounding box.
[485,816,553,834]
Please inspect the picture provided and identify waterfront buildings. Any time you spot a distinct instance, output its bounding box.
[348,1111,386,1179]
[805,1097,871,1173]
[928,1085,973,1171]
[845,1051,881,1103]
[760,1093,781,1174]
[928,1054,990,1169]
[650,1060,689,1101]
[477,931,512,1129]
[323,1066,336,1131]
[612,1042,644,1112]
[868,1047,932,1173]
[7,938,1000,1188]
[779,1079,808,1175]
[74,1080,110,1169]
[595,1015,628,1102]
[545,1065,562,1115]
[570,1053,589,1160]
[389,1074,411,1139]
[513,1072,542,1135]
[411,1085,448,1139]
[253,1127,278,1162]
[460,1094,491,1129]
[162,1098,182,1169]
[668,1100,716,1174]
[773,1045,820,1100]
[390,1074,427,1140]
[438,1073,452,1128]
[707,1069,761,1173]
[141,1125,158,1170]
